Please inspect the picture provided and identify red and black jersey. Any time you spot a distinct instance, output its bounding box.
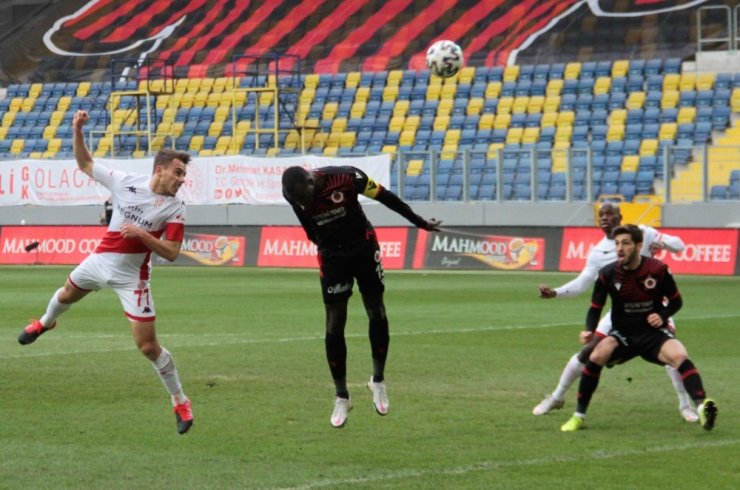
[587,257,682,335]
[287,166,381,249]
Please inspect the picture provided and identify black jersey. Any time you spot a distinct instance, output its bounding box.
[287,166,382,250]
[587,256,682,335]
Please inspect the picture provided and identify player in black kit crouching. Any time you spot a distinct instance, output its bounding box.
[561,224,718,432]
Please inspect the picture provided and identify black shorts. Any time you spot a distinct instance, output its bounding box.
[607,327,675,366]
[318,239,385,304]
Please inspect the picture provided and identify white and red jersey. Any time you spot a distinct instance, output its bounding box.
[92,163,186,279]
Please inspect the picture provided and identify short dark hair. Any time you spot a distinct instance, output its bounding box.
[153,149,191,172]
[612,224,643,244]
[282,166,309,193]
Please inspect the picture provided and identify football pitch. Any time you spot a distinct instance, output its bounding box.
[1,266,738,489]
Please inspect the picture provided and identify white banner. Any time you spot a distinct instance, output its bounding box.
[0,154,391,206]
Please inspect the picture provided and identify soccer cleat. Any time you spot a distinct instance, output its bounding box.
[680,405,699,423]
[18,320,56,345]
[532,395,565,415]
[698,399,718,431]
[560,414,585,432]
[331,397,352,428]
[173,399,194,434]
[367,377,389,416]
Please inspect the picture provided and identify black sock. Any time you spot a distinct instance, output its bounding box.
[677,359,706,404]
[576,361,603,414]
[368,317,389,382]
[325,332,348,397]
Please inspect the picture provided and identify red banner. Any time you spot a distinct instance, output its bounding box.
[0,225,105,264]
[560,227,738,275]
[257,226,409,269]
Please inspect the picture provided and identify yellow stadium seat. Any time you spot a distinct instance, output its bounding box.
[399,130,416,146]
[493,113,511,130]
[355,87,370,103]
[406,159,424,176]
[206,93,221,107]
[332,117,348,133]
[189,135,204,152]
[48,138,62,152]
[553,140,571,150]
[607,124,625,141]
[77,81,90,97]
[621,155,639,172]
[437,99,453,117]
[200,78,215,91]
[557,111,575,126]
[659,123,677,140]
[404,115,420,131]
[696,73,715,91]
[208,122,223,137]
[594,77,611,95]
[440,84,456,100]
[678,73,696,92]
[677,107,696,124]
[458,66,475,84]
[326,132,341,147]
[57,96,71,112]
[345,72,360,88]
[42,150,57,159]
[186,78,202,92]
[503,65,519,82]
[304,74,319,89]
[609,109,627,125]
[506,127,523,145]
[43,126,57,139]
[522,127,540,144]
[11,139,25,154]
[487,142,504,159]
[426,84,441,100]
[527,96,544,113]
[467,97,484,115]
[541,112,557,127]
[485,81,501,99]
[383,85,399,102]
[381,145,397,155]
[322,102,338,120]
[21,98,36,112]
[663,73,680,91]
[433,115,450,131]
[386,70,403,86]
[29,151,45,159]
[388,116,404,133]
[29,83,42,98]
[555,126,572,143]
[9,97,23,111]
[2,112,16,126]
[732,88,740,112]
[512,96,529,114]
[661,90,679,109]
[640,139,658,156]
[479,113,494,129]
[612,60,629,78]
[626,92,645,110]
[180,92,194,109]
[564,62,581,80]
[440,145,457,161]
[350,101,366,119]
[546,79,563,97]
[444,129,461,145]
[393,100,409,117]
[323,146,338,156]
[543,96,560,113]
[0,127,7,139]
[497,96,513,114]
[198,149,214,157]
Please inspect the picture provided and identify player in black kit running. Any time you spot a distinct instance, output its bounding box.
[282,165,441,428]
[561,224,718,432]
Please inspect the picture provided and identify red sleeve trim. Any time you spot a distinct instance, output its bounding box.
[165,222,185,242]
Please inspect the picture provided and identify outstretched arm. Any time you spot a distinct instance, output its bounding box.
[373,187,442,231]
[72,110,94,178]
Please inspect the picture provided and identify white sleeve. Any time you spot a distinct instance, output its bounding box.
[92,162,125,191]
[553,257,600,298]
[654,229,685,252]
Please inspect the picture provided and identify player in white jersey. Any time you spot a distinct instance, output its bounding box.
[532,202,698,422]
[18,110,194,434]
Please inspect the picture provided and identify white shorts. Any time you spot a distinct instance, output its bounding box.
[68,253,156,322]
[595,309,676,337]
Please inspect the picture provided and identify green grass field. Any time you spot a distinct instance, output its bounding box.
[1,266,738,489]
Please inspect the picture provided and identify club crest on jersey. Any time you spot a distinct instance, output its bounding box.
[331,190,344,203]
[615,282,621,291]
[154,196,165,207]
[643,275,657,289]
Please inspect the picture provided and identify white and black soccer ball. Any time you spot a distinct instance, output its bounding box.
[425,40,463,78]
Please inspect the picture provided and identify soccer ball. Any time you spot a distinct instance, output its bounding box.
[425,40,463,78]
